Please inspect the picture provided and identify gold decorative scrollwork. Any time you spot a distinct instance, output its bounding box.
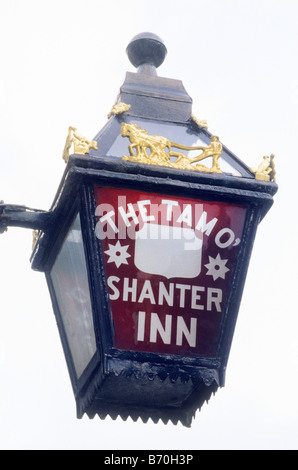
[251,154,276,182]
[107,102,131,119]
[62,127,98,163]
[121,122,222,173]
[191,113,208,129]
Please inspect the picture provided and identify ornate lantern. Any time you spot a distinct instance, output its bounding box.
[0,33,277,427]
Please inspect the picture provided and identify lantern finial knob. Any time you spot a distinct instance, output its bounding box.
[126,32,167,75]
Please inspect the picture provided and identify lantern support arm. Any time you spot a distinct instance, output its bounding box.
[0,201,50,234]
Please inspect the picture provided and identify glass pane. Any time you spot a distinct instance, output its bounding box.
[107,119,206,159]
[50,214,96,379]
[94,185,247,358]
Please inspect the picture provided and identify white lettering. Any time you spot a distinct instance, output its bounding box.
[137,200,155,222]
[96,198,240,251]
[137,312,198,347]
[107,275,120,300]
[176,284,191,308]
[195,211,218,236]
[95,204,118,239]
[176,316,197,347]
[215,227,235,248]
[150,313,172,344]
[191,286,205,310]
[137,311,146,342]
[162,199,179,221]
[158,282,174,306]
[177,204,192,227]
[107,277,223,313]
[98,210,119,234]
[97,199,238,250]
[207,288,222,312]
[119,203,138,226]
[123,277,137,302]
[138,280,156,304]
[104,455,138,467]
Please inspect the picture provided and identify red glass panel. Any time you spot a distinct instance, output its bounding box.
[94,186,247,358]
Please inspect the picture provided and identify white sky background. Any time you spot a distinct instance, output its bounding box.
[0,0,297,450]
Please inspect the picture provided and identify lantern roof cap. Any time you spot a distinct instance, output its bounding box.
[109,32,192,122]
[126,32,167,76]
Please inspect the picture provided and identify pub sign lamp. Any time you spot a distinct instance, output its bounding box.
[0,33,278,427]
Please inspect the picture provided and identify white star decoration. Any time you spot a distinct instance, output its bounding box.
[205,253,230,281]
[104,241,131,268]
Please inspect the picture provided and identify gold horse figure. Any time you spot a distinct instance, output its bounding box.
[121,123,222,173]
[121,123,173,164]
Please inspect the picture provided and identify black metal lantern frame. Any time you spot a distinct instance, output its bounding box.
[0,33,277,427]
[29,141,276,425]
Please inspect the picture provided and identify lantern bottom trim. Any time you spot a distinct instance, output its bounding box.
[75,358,220,427]
[81,377,218,428]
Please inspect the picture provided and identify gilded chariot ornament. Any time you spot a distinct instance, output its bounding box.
[121,122,222,174]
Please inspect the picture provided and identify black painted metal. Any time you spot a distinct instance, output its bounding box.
[126,32,167,70]
[1,33,278,426]
[29,152,277,426]
[0,203,49,233]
